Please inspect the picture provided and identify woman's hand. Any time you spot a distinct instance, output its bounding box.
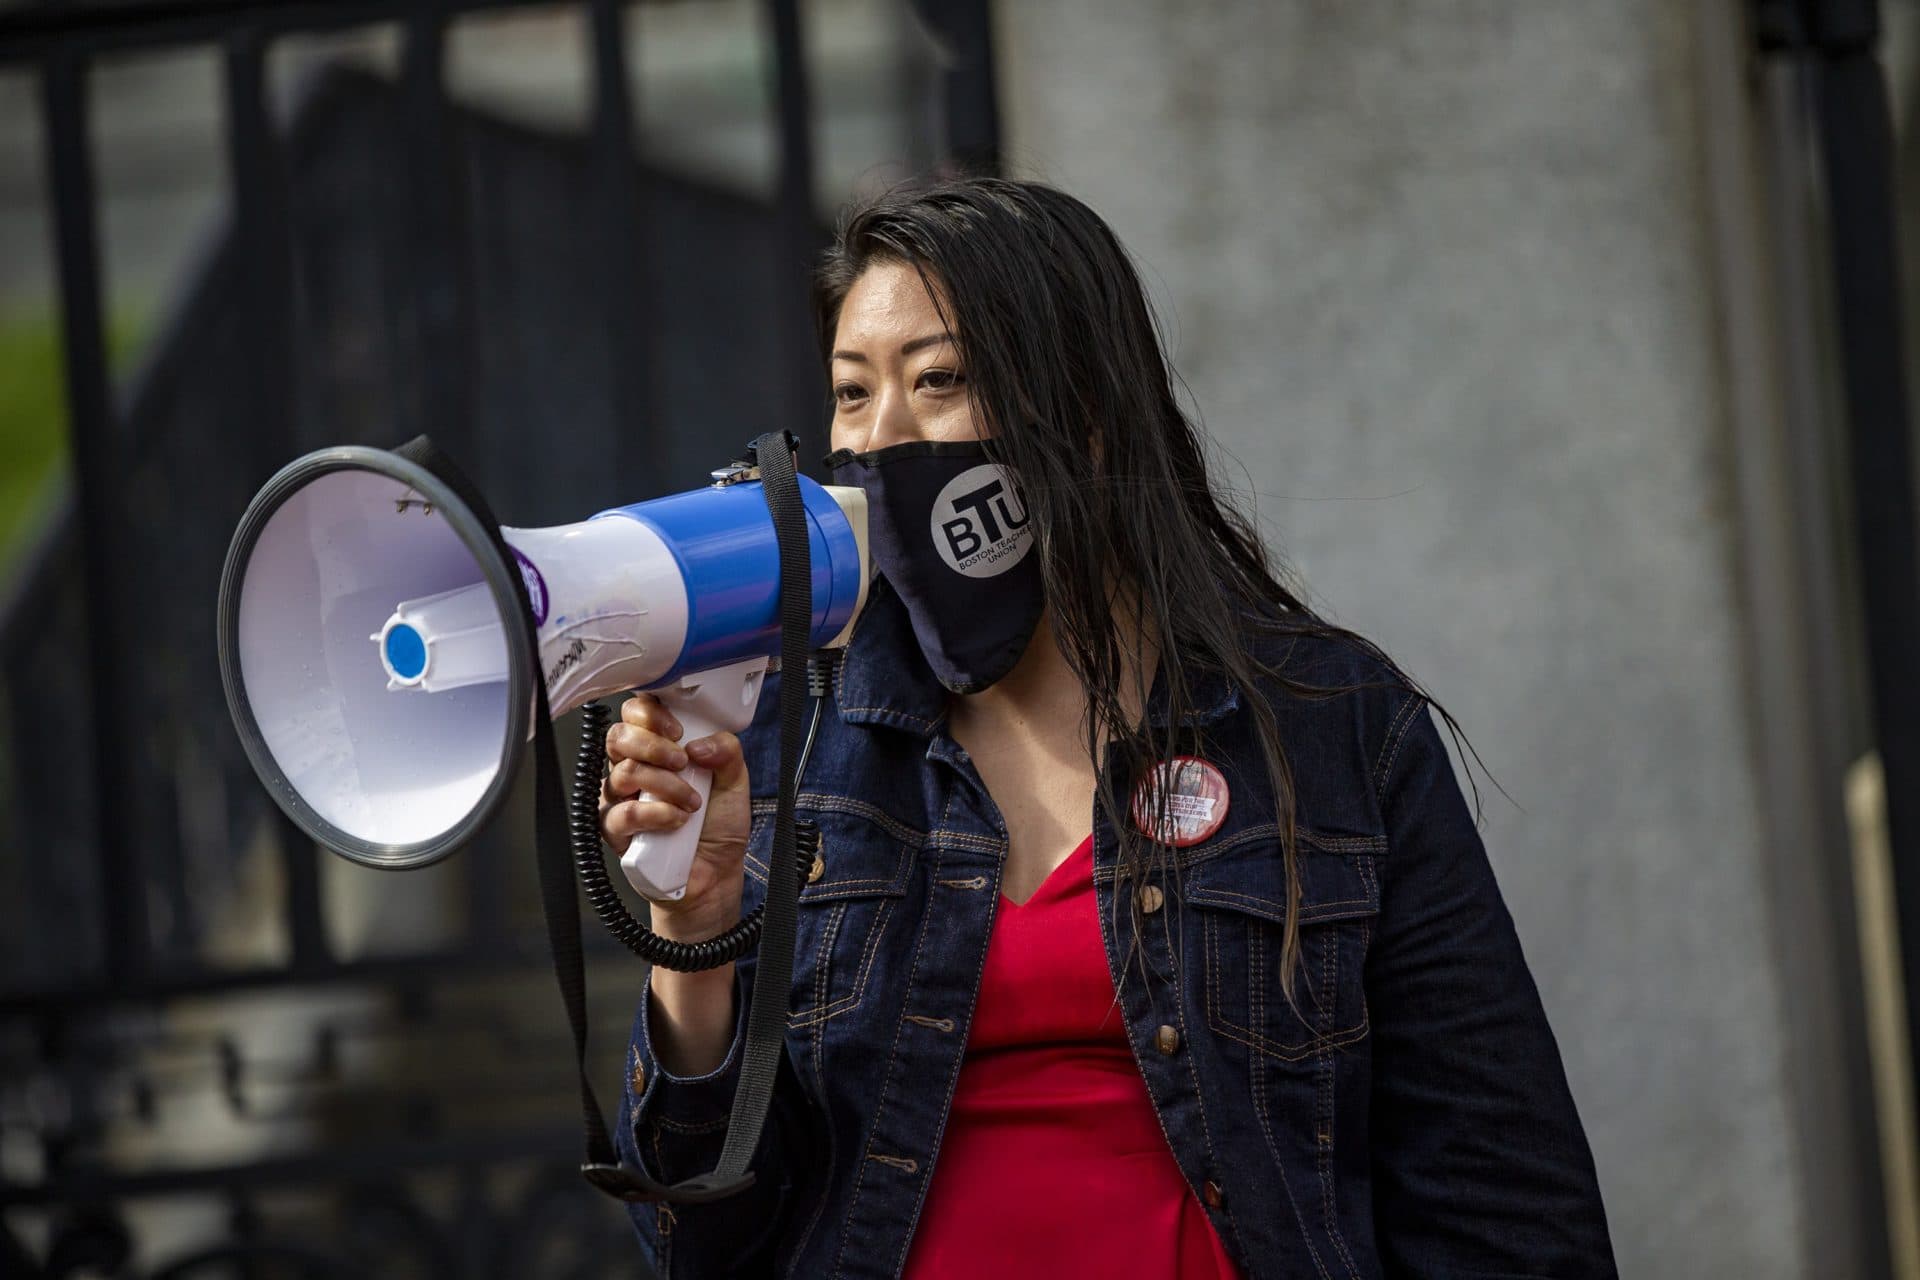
[599,693,753,944]
[601,692,752,1076]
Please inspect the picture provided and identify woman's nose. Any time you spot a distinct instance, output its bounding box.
[865,383,920,449]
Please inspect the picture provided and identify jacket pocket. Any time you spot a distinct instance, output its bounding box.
[1185,830,1381,1063]
[746,798,915,1029]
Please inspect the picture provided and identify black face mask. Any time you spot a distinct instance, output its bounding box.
[826,441,1045,695]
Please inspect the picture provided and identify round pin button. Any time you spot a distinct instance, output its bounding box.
[1130,755,1230,847]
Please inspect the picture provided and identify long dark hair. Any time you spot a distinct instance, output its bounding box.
[815,175,1437,990]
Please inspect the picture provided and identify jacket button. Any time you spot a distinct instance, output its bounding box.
[1137,885,1164,915]
[808,853,825,884]
[1202,1180,1224,1209]
[1155,1024,1180,1055]
[629,1057,646,1095]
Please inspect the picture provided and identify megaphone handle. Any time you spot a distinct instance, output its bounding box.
[619,657,768,902]
[622,739,715,902]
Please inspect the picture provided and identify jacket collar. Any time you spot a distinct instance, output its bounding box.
[834,578,1240,736]
[1148,660,1240,730]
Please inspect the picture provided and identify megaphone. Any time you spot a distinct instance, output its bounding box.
[216,444,868,901]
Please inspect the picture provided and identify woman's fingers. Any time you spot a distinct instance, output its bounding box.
[604,721,689,771]
[601,797,693,847]
[619,693,682,741]
[605,759,702,811]
[689,732,745,792]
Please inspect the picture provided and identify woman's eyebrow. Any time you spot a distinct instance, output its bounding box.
[832,334,953,363]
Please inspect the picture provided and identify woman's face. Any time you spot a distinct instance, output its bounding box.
[828,260,985,453]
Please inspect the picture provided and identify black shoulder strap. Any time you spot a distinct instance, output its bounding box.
[392,432,807,1205]
[710,433,808,1181]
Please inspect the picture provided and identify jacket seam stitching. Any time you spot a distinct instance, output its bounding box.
[1248,924,1334,1280]
[787,896,897,1029]
[837,702,942,733]
[894,833,1000,1275]
[1372,693,1428,798]
[749,793,928,847]
[1158,856,1241,1259]
[1189,885,1377,918]
[648,1126,675,1276]
[1102,823,1211,1258]
[1090,826,1389,886]
[785,958,836,1273]
[833,789,956,1279]
[1319,923,1362,1279]
[651,1112,731,1136]
[1179,824,1391,867]
[1205,915,1371,1061]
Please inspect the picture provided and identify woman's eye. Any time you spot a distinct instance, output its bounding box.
[833,383,869,406]
[917,368,966,392]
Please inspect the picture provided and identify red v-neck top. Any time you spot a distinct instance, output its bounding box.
[902,835,1241,1278]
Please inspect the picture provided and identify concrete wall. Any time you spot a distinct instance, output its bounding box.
[996,2,1850,1275]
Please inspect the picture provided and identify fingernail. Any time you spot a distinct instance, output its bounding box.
[687,737,714,761]
[686,792,702,812]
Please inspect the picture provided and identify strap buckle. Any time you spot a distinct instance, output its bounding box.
[579,1162,759,1204]
[581,1162,656,1202]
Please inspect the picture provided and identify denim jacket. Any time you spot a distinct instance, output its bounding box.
[618,580,1616,1279]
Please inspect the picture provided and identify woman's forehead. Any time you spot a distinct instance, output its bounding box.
[834,262,952,351]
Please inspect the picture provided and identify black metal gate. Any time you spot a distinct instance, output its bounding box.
[0,2,996,1275]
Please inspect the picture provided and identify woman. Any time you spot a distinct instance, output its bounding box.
[601,176,1615,1279]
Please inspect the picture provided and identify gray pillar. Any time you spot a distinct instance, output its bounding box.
[997,1,1887,1274]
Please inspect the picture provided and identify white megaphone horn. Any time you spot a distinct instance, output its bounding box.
[216,444,868,901]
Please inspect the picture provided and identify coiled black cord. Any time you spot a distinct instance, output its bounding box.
[571,663,830,972]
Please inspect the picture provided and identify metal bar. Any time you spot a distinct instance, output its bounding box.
[1808,33,1920,1157]
[222,28,296,479]
[0,498,84,988]
[913,0,1000,172]
[2,642,82,990]
[0,0,543,68]
[1754,57,1893,1277]
[1705,5,1892,1269]
[402,5,475,459]
[0,936,633,1016]
[764,0,821,458]
[398,25,488,1016]
[224,27,333,972]
[461,830,509,960]
[0,1125,582,1207]
[891,2,935,177]
[586,0,658,483]
[40,52,146,984]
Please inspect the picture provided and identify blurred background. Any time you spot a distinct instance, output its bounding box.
[1,0,1918,1276]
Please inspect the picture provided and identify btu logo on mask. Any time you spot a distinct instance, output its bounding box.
[930,463,1035,579]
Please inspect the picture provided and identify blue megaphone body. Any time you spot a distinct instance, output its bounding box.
[217,446,869,898]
